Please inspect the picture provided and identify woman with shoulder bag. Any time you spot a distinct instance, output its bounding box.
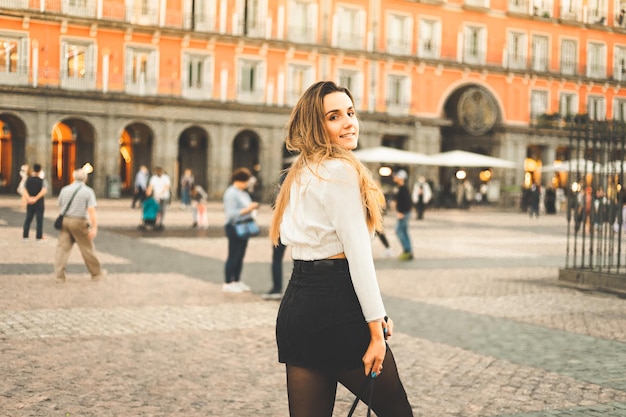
[223,167,259,293]
[270,81,413,417]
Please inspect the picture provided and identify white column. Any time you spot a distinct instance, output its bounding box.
[32,41,38,87]
[220,68,228,102]
[277,6,284,40]
[277,71,284,107]
[102,53,109,93]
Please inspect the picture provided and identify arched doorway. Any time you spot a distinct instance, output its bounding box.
[232,130,262,200]
[177,127,208,194]
[119,123,153,194]
[0,115,25,194]
[440,85,502,207]
[51,119,95,194]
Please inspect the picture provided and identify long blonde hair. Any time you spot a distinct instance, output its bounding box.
[269,81,384,245]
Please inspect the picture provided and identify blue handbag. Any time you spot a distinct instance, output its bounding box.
[234,218,260,239]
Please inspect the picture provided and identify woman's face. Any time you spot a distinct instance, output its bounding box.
[323,91,359,150]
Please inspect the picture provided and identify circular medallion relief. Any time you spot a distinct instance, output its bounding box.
[457,87,498,136]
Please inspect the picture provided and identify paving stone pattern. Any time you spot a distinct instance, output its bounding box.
[1,197,626,417]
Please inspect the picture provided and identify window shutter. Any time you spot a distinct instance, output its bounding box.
[60,42,68,78]
[125,47,134,84]
[19,37,29,76]
[181,53,189,88]
[203,55,212,95]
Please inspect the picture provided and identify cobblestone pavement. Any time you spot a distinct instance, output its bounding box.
[1,196,626,417]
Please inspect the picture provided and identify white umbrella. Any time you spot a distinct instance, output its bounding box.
[352,146,434,165]
[541,159,603,173]
[427,150,518,168]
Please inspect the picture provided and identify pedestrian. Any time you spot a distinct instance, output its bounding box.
[411,175,432,220]
[269,81,413,417]
[263,172,287,300]
[529,182,541,218]
[17,163,29,198]
[146,166,171,230]
[131,165,149,209]
[223,167,260,293]
[191,184,208,228]
[180,168,194,208]
[375,181,394,257]
[55,168,105,283]
[22,163,48,241]
[393,169,414,261]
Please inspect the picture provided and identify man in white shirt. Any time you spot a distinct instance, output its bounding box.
[146,166,171,230]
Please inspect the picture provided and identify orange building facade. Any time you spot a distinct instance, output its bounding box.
[1,0,626,201]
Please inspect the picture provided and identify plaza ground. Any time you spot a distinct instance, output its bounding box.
[1,196,626,416]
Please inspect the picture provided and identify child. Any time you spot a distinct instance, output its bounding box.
[191,184,208,229]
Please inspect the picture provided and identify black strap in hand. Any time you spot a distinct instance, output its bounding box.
[347,376,376,417]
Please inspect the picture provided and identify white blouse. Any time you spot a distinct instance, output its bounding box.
[279,158,386,322]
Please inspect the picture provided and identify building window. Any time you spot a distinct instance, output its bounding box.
[61,40,96,90]
[418,19,440,59]
[287,0,317,43]
[334,5,365,50]
[587,0,607,24]
[237,58,265,104]
[286,63,314,105]
[127,0,159,26]
[617,4,626,28]
[506,31,527,69]
[560,0,582,20]
[530,90,548,120]
[62,0,96,17]
[508,0,527,13]
[463,25,487,65]
[587,42,607,78]
[337,69,363,107]
[187,0,217,31]
[242,0,267,38]
[125,46,158,96]
[182,53,212,99]
[613,97,626,121]
[387,13,412,55]
[0,33,28,85]
[386,74,410,115]
[588,96,606,120]
[532,0,553,16]
[531,35,549,72]
[559,92,578,119]
[466,0,489,7]
[560,39,577,75]
[614,45,626,81]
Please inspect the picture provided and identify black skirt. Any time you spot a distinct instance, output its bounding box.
[276,258,370,372]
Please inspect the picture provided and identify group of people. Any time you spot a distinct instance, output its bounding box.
[133,166,209,230]
[132,165,171,230]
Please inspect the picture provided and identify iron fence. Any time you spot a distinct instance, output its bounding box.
[565,118,626,276]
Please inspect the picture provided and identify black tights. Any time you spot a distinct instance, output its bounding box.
[285,347,413,417]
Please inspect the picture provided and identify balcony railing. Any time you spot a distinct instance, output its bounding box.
[508,0,529,14]
[505,52,527,70]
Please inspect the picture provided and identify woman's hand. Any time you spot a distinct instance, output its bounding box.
[362,320,387,377]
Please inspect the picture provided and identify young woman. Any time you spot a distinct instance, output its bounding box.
[270,81,413,417]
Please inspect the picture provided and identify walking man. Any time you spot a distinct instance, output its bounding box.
[393,170,414,261]
[55,168,105,283]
